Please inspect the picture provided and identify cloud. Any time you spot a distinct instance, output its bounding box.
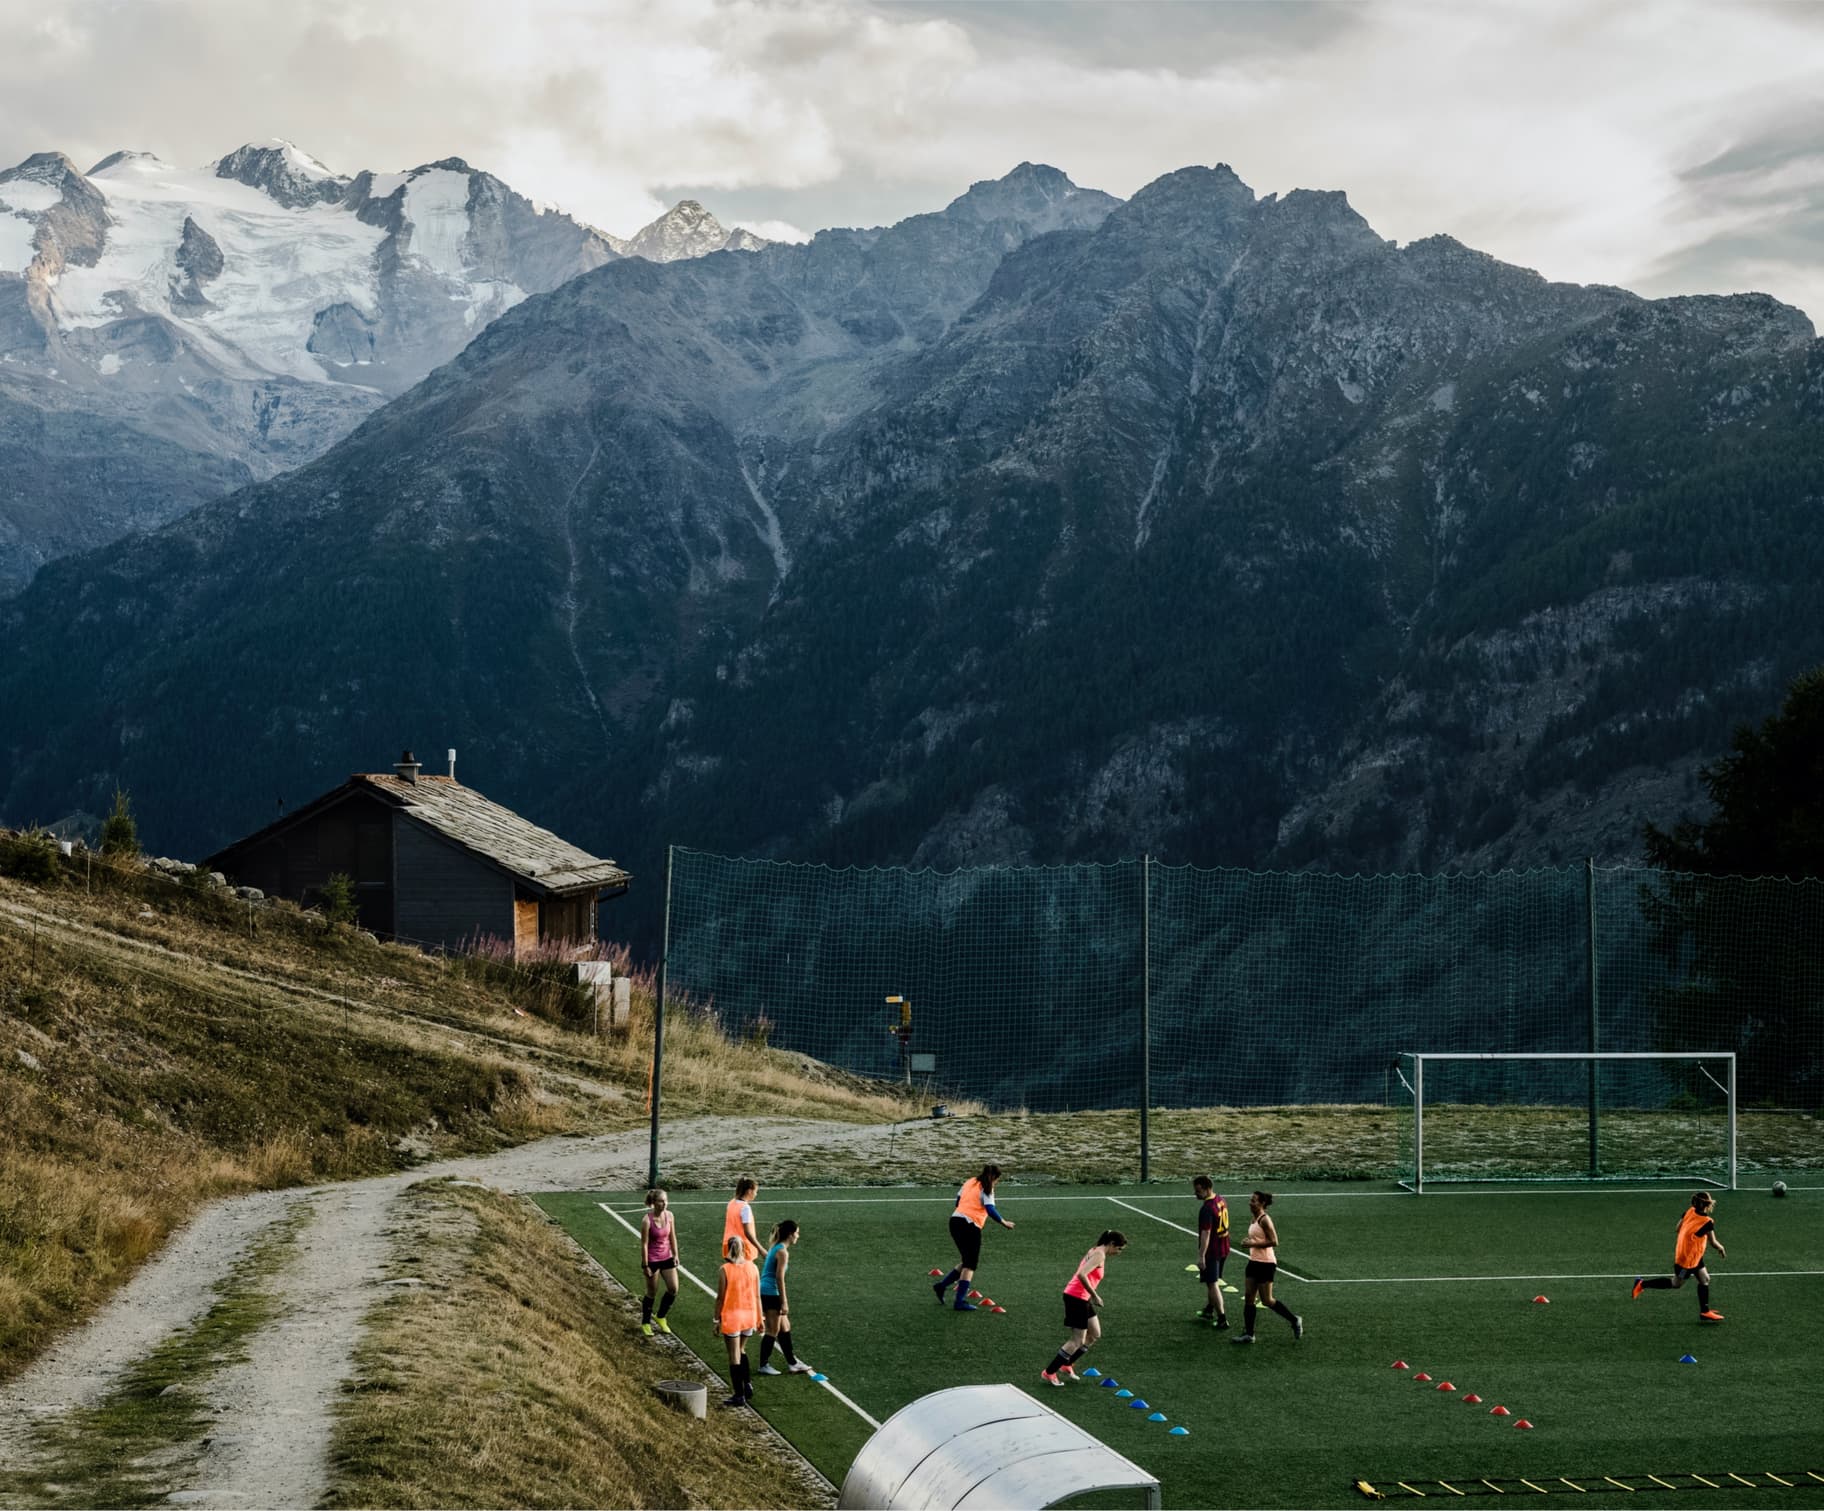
[732,218,812,244]
[1,0,1820,319]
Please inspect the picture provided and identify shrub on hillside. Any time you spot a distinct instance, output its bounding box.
[0,828,60,883]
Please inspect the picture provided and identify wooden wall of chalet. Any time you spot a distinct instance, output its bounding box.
[215,792,394,933]
[393,818,513,952]
[539,892,597,946]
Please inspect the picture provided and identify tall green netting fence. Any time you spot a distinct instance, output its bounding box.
[653,849,1824,1179]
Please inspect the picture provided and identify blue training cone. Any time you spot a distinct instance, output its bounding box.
[1100,1378,1121,1389]
[810,1372,828,1381]
[1147,1412,1167,1422]
[1169,1426,1190,1437]
[1128,1399,1150,1410]
[1116,1389,1134,1399]
[1678,1354,1697,1364]
[1083,1368,1102,1379]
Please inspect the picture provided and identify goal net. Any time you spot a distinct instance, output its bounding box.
[1394,1052,1736,1192]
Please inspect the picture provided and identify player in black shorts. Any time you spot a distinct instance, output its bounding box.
[1192,1176,1231,1330]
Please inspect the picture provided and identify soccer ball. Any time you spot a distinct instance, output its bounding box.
[1772,1181,1788,1198]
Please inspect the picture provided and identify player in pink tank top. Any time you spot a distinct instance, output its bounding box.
[1040,1230,1126,1385]
[640,1188,681,1336]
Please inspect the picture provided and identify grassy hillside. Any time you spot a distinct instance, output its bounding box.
[0,840,913,1384]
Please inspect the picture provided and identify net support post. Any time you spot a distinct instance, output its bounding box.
[647,844,675,1190]
[1586,857,1600,1179]
[1139,854,1151,1184]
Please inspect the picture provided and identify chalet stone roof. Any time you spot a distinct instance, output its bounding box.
[351,774,627,893]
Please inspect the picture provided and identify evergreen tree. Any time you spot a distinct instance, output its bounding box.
[322,873,357,928]
[1640,667,1824,1105]
[99,788,139,859]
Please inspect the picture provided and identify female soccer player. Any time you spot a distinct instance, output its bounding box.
[1041,1230,1127,1384]
[1633,1190,1727,1321]
[723,1177,761,1262]
[639,1187,680,1337]
[1191,1176,1230,1328]
[934,1163,1015,1311]
[1233,1190,1302,1344]
[712,1234,762,1406]
[755,1220,815,1375]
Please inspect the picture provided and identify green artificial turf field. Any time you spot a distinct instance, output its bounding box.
[535,1181,1823,1509]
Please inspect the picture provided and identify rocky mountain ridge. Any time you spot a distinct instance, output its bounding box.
[2,160,1819,937]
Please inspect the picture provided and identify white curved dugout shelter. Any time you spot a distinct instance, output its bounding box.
[838,1384,1162,1510]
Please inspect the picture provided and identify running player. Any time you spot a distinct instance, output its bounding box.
[934,1164,1015,1312]
[1041,1230,1126,1384]
[1232,1190,1302,1344]
[1192,1176,1230,1329]
[1633,1191,1727,1321]
[724,1177,761,1262]
[639,1187,680,1336]
[756,1220,815,1376]
[712,1235,762,1406]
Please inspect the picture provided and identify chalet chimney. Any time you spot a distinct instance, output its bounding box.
[394,749,421,784]
[448,747,457,782]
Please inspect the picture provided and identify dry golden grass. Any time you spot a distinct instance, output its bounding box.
[326,1178,829,1510]
[0,859,918,1387]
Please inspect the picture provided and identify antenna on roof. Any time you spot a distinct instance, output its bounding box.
[448,748,457,783]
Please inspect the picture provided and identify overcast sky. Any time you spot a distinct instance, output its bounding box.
[4,0,1822,321]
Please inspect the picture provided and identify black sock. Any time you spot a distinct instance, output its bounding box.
[641,1296,653,1324]
[1244,1302,1257,1334]
[759,1336,776,1367]
[938,1268,961,1292]
[780,1330,797,1366]
[1270,1299,1297,1323]
[657,1290,676,1318]
[1045,1349,1072,1374]
[1698,1282,1710,1310]
[1641,1277,1675,1290]
[738,1358,751,1395]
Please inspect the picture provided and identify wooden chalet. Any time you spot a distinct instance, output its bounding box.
[205,751,629,955]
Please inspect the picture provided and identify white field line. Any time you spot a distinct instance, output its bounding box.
[1305,1269,1824,1285]
[1104,1196,1314,1284]
[596,1183,1824,1205]
[594,1203,881,1431]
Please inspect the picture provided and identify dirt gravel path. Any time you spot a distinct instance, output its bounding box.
[0,1117,899,1509]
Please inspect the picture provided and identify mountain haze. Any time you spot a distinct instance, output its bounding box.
[3,161,1820,937]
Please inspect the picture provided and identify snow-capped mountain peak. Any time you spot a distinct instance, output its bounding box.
[212,139,348,209]
[624,198,768,262]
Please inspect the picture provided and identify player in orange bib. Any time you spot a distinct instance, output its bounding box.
[723,1177,761,1263]
[933,1164,1014,1312]
[713,1235,763,1406]
[1633,1191,1727,1321]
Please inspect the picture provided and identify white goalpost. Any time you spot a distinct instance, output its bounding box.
[1395,1051,1736,1193]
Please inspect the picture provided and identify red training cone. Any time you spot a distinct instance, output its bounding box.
[992,1306,1007,1314]
[968,1290,983,1300]
[1412,1372,1432,1382]
[1436,1382,1455,1392]
[928,1269,943,1277]
[1514,1420,1535,1430]
[1391,1360,1409,1370]
[1462,1394,1483,1404]
[1532,1295,1550,1304]
[1490,1406,1510,1417]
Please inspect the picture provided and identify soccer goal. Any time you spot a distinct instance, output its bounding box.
[1394,1052,1736,1193]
